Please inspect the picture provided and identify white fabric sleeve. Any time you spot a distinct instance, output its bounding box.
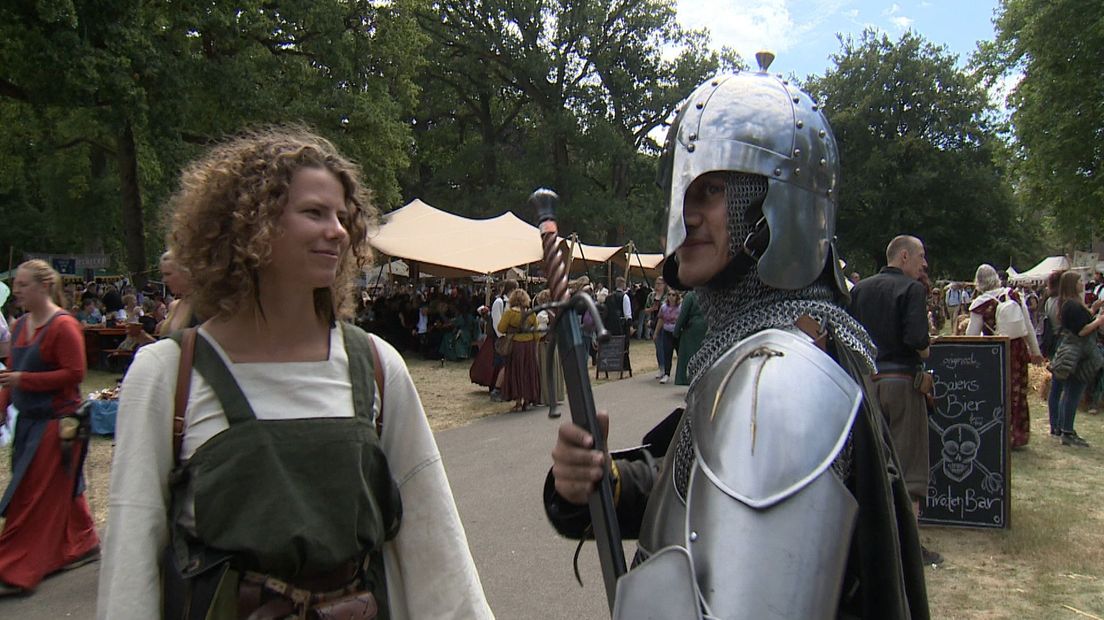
[490,298,505,337]
[965,311,983,336]
[622,292,632,320]
[373,335,493,619]
[1020,297,1042,357]
[97,340,180,620]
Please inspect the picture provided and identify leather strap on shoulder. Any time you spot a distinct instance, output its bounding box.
[367,336,385,437]
[342,322,386,437]
[794,314,829,352]
[171,328,197,464]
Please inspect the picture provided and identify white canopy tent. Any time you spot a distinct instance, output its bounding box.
[370,199,650,282]
[1010,256,1070,285]
[614,250,665,279]
[368,200,546,277]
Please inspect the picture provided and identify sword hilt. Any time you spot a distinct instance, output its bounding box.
[530,188,570,308]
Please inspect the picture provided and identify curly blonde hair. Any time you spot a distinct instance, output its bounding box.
[167,126,378,321]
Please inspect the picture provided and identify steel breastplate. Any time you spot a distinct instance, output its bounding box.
[626,328,862,619]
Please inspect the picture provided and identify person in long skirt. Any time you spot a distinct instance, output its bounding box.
[534,290,566,413]
[0,259,100,596]
[966,264,1042,448]
[498,288,540,411]
[673,290,707,386]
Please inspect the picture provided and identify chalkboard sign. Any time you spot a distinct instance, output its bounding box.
[919,336,1011,529]
[596,335,632,379]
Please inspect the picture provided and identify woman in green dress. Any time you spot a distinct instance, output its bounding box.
[673,290,707,385]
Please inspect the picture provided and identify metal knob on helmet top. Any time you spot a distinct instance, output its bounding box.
[658,63,843,292]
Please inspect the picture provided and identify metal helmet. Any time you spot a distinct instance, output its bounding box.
[658,52,846,293]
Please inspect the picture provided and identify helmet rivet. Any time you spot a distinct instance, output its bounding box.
[689,531,699,542]
[782,80,789,85]
[773,168,782,176]
[796,120,804,129]
[827,188,833,196]
[793,148,801,157]
[812,105,819,111]
[695,102,703,109]
[711,80,719,86]
[794,168,801,176]
[689,133,697,141]
[687,143,696,153]
[819,158,827,166]
[792,96,800,104]
[818,129,826,138]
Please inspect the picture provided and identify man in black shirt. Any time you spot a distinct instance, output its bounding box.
[849,234,941,566]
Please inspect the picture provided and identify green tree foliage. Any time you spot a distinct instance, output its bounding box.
[0,0,423,283]
[409,0,733,249]
[806,30,1032,279]
[978,0,1104,246]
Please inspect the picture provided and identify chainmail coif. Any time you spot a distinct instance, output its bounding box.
[686,173,877,387]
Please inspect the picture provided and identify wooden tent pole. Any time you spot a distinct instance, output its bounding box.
[574,233,593,283]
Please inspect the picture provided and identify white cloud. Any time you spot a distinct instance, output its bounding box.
[881,2,912,30]
[676,0,849,62]
[677,0,798,57]
[845,8,859,18]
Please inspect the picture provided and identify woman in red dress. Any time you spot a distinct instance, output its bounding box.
[0,259,100,595]
[966,264,1043,448]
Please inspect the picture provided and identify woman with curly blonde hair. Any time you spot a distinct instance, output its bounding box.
[99,127,491,619]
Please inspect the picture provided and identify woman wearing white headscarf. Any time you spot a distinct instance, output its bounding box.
[967,264,1042,448]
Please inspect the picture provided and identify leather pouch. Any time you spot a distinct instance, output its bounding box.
[915,371,935,408]
[310,592,378,620]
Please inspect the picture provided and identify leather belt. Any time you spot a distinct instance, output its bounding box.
[871,372,915,382]
[237,558,376,620]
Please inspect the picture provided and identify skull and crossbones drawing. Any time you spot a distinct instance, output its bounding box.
[929,409,1003,493]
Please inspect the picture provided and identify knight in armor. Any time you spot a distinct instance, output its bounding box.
[544,54,930,619]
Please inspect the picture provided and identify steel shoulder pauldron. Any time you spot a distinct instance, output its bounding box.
[617,328,863,620]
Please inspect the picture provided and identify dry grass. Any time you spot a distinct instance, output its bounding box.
[922,376,1104,619]
[4,343,1102,617]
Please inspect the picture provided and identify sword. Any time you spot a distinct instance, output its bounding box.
[530,188,627,612]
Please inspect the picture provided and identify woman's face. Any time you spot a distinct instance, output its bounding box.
[263,167,350,293]
[11,269,47,311]
[161,261,193,296]
[676,172,730,287]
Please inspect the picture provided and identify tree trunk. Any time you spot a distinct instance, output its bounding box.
[117,121,147,287]
[552,130,570,203]
[477,92,499,190]
[85,146,110,256]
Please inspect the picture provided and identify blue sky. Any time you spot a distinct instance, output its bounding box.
[676,0,1003,80]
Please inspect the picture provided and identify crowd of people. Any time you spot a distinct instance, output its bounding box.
[911,264,1104,449]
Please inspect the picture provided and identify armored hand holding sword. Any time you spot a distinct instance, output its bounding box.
[541,54,931,619]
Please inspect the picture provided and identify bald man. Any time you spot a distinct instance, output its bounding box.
[849,235,942,566]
